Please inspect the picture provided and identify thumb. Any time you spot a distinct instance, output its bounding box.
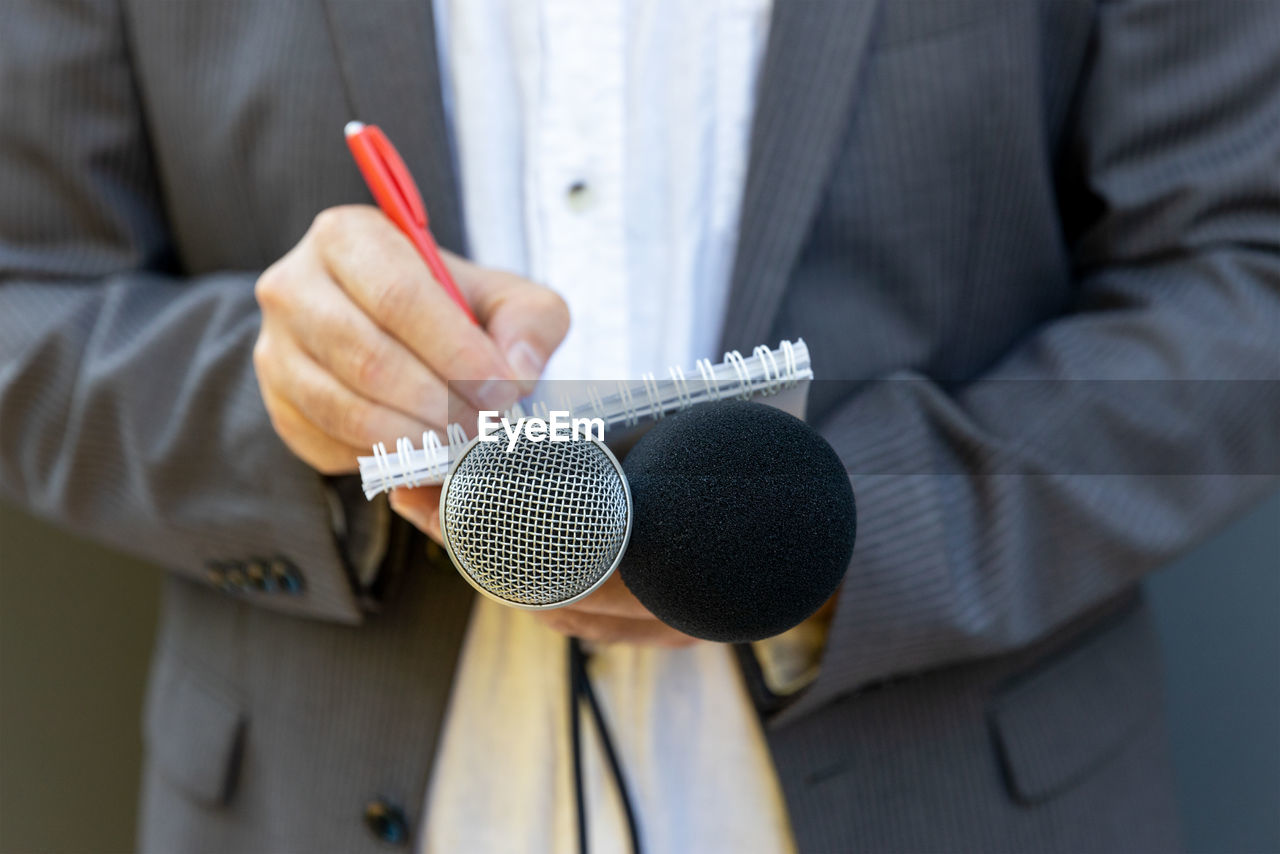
[443,251,570,389]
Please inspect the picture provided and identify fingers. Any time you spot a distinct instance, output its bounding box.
[388,486,443,543]
[311,207,521,410]
[443,252,571,390]
[387,485,692,646]
[532,573,696,647]
[258,392,367,475]
[553,572,654,620]
[380,492,689,646]
[255,204,571,482]
[280,273,452,429]
[534,610,699,648]
[255,331,432,451]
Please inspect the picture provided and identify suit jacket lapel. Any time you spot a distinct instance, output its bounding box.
[720,0,881,352]
[320,0,466,254]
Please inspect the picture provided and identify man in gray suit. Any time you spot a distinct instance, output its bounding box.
[2,0,1278,851]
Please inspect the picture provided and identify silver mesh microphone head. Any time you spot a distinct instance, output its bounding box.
[439,432,632,609]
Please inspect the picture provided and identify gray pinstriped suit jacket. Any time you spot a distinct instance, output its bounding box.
[2,0,1279,851]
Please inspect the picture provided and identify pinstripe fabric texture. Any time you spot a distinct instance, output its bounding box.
[137,542,475,854]
[762,0,1280,727]
[2,0,1278,851]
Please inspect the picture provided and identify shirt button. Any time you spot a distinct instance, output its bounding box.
[565,180,594,213]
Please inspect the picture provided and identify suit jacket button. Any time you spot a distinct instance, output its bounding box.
[245,559,272,592]
[224,565,250,593]
[204,562,227,587]
[269,556,304,595]
[363,800,409,846]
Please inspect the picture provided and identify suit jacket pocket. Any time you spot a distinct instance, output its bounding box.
[988,599,1164,804]
[143,651,246,808]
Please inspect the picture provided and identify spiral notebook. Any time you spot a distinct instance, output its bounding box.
[359,339,813,499]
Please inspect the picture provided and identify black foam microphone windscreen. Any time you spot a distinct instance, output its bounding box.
[620,399,856,643]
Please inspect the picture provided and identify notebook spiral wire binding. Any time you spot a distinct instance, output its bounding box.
[359,338,811,499]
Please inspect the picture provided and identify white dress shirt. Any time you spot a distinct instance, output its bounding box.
[421,2,797,851]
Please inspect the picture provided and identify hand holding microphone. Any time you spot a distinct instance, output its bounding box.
[432,399,856,644]
[319,124,854,644]
[534,573,702,648]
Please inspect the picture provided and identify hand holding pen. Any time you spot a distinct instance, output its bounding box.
[250,123,568,512]
[343,121,477,324]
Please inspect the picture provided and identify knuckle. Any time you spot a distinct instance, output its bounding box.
[352,337,388,389]
[313,204,381,243]
[308,211,335,246]
[254,264,286,310]
[309,206,347,242]
[371,274,416,323]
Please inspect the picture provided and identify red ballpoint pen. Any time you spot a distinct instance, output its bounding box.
[344,121,479,325]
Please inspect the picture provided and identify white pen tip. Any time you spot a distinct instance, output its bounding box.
[344,120,366,138]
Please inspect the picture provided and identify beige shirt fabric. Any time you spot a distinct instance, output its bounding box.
[422,599,802,853]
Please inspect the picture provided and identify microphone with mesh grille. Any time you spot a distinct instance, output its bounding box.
[439,434,633,609]
[438,400,856,640]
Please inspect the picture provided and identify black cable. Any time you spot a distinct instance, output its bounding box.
[575,645,643,854]
[568,637,643,854]
[568,638,589,854]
